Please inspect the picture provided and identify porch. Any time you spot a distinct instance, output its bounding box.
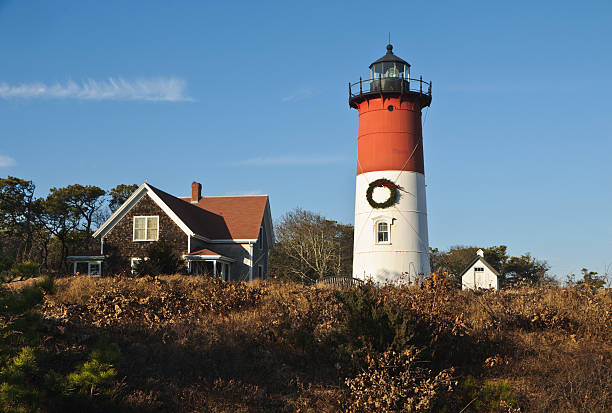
[184,248,235,281]
[66,255,105,277]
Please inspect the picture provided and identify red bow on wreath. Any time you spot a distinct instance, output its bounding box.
[373,179,401,189]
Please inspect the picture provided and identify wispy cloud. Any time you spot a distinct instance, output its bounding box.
[0,154,16,167]
[233,154,346,166]
[281,86,314,102]
[0,77,193,102]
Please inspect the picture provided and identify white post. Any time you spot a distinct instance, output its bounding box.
[73,262,77,274]
[248,244,253,281]
[213,261,217,277]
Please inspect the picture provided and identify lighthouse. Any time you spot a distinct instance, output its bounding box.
[349,44,432,284]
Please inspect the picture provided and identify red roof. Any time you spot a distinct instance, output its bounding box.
[186,248,223,256]
[148,184,267,240]
[193,196,268,240]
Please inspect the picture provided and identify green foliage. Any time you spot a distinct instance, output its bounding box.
[365,178,398,209]
[67,339,120,396]
[108,183,138,212]
[9,261,39,280]
[133,241,186,276]
[504,253,549,286]
[0,273,120,411]
[453,376,519,412]
[0,286,44,315]
[0,347,41,412]
[0,255,13,274]
[576,268,605,289]
[337,284,419,357]
[37,275,55,295]
[431,245,550,287]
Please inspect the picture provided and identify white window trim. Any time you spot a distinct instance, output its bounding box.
[133,216,159,241]
[130,257,148,274]
[374,219,392,245]
[88,262,101,277]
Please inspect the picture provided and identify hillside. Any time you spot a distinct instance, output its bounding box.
[1,275,611,412]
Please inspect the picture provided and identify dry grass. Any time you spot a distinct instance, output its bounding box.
[37,275,611,412]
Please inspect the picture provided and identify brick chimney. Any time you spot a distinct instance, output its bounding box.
[191,182,202,203]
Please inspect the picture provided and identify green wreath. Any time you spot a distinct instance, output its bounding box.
[366,178,399,209]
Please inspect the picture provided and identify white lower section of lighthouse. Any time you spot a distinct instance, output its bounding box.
[353,170,430,284]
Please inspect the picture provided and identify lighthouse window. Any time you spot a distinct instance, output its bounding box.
[377,222,389,243]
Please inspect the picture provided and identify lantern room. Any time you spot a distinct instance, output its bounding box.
[369,44,410,93]
[369,44,411,80]
[349,44,431,109]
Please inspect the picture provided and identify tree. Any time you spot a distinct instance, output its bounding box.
[483,245,509,274]
[269,208,353,283]
[431,245,548,287]
[503,253,549,286]
[108,184,138,212]
[40,189,80,271]
[0,177,37,261]
[430,245,479,284]
[575,268,605,289]
[53,184,106,235]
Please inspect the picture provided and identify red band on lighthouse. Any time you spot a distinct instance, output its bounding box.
[356,97,424,175]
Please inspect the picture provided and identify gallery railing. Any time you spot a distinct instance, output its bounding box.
[349,76,432,101]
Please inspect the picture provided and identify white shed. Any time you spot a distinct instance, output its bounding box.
[460,249,499,290]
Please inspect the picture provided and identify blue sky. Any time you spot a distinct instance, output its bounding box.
[1,0,611,278]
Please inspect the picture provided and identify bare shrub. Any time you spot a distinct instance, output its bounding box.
[344,350,455,412]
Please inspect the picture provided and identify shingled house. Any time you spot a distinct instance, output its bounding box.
[68,182,273,281]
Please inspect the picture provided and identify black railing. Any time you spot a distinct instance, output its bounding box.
[349,76,432,100]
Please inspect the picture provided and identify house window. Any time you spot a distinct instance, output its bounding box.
[258,265,263,279]
[88,262,101,277]
[376,221,389,243]
[131,257,147,274]
[259,227,264,250]
[133,216,159,241]
[475,267,484,272]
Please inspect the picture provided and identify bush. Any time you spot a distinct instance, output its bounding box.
[133,241,185,276]
[337,284,422,357]
[448,376,519,412]
[0,346,41,412]
[344,349,455,413]
[0,255,13,276]
[9,262,39,281]
[67,339,120,397]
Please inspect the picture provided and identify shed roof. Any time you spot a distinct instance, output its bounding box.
[459,255,501,278]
